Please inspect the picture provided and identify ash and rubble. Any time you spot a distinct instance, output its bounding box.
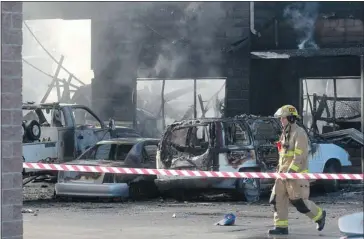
[23,181,364,209]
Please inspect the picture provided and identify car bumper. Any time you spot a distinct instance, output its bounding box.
[154,175,238,191]
[155,176,276,192]
[55,182,129,198]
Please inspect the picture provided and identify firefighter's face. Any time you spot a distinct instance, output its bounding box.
[280,117,288,127]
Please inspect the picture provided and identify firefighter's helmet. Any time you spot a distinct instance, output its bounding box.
[274,105,299,118]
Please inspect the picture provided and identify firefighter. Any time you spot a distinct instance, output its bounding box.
[268,105,326,235]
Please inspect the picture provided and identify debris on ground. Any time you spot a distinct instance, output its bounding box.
[22,209,34,213]
[214,213,236,226]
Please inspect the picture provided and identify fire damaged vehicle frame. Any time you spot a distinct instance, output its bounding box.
[55,138,160,200]
[155,115,352,202]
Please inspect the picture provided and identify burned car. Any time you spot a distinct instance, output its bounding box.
[155,115,352,202]
[55,138,159,199]
[22,102,115,177]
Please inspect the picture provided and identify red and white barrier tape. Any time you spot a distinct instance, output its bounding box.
[23,163,364,180]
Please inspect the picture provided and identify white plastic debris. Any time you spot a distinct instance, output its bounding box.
[22,209,34,213]
[172,213,176,218]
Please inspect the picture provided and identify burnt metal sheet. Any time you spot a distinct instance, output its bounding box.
[251,47,364,59]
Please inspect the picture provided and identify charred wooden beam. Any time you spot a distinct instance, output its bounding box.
[251,47,364,59]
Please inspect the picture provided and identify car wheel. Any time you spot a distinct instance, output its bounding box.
[323,162,341,193]
[129,181,160,200]
[170,189,188,202]
[129,183,143,201]
[235,177,261,203]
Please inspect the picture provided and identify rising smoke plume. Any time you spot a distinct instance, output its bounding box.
[283,2,320,49]
[22,2,228,126]
[136,2,225,79]
[94,2,227,122]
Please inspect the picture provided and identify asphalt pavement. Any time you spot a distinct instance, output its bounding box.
[23,184,363,239]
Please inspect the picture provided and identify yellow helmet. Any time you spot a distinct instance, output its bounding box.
[274,105,299,118]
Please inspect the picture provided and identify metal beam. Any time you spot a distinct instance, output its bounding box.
[41,55,64,103]
[361,55,364,175]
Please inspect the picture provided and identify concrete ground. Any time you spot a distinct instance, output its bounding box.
[23,183,363,239]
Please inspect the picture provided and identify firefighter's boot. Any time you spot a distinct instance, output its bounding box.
[268,227,289,235]
[316,210,326,231]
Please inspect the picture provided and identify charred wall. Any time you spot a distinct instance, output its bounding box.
[250,56,361,116]
[90,2,251,121]
[250,1,364,116]
[253,2,364,50]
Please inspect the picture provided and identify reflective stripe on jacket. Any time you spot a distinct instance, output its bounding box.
[278,123,309,173]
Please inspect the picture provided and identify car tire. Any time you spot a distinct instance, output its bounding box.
[129,181,160,200]
[323,161,341,193]
[170,189,188,202]
[25,120,41,141]
[235,178,261,202]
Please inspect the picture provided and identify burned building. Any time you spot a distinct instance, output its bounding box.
[250,2,363,122]
[22,1,364,153]
[24,2,363,130]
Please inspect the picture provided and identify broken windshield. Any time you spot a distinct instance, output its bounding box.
[78,143,135,161]
[223,121,251,147]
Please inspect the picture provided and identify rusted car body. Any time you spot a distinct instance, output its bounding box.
[22,103,113,173]
[55,138,159,199]
[154,115,351,201]
[155,116,280,202]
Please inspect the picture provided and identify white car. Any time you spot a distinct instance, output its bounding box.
[338,212,364,239]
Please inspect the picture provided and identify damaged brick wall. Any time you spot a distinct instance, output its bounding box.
[1,2,24,238]
[223,2,251,117]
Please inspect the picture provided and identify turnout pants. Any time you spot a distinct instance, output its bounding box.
[269,179,323,228]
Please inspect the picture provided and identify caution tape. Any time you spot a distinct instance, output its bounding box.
[23,163,364,180]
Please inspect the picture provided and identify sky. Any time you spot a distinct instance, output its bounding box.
[22,19,93,103]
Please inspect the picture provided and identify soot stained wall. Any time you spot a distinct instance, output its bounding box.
[250,56,361,116]
[91,2,252,121]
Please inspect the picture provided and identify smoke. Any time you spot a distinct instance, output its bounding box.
[136,2,224,79]
[22,19,92,103]
[95,2,227,123]
[283,2,320,49]
[23,2,228,126]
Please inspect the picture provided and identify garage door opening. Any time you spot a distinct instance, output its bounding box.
[300,77,361,134]
[135,77,226,137]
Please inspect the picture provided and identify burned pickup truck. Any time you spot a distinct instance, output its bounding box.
[155,115,352,202]
[22,102,115,177]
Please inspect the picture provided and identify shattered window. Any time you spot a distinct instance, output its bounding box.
[189,126,209,147]
[145,145,158,161]
[72,107,101,128]
[225,122,251,146]
[93,144,113,160]
[115,144,134,161]
[249,120,280,142]
[170,128,188,146]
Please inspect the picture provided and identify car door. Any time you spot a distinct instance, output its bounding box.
[248,118,281,170]
[219,121,255,172]
[72,106,110,156]
[139,142,158,181]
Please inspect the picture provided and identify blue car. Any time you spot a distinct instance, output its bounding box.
[55,138,159,200]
